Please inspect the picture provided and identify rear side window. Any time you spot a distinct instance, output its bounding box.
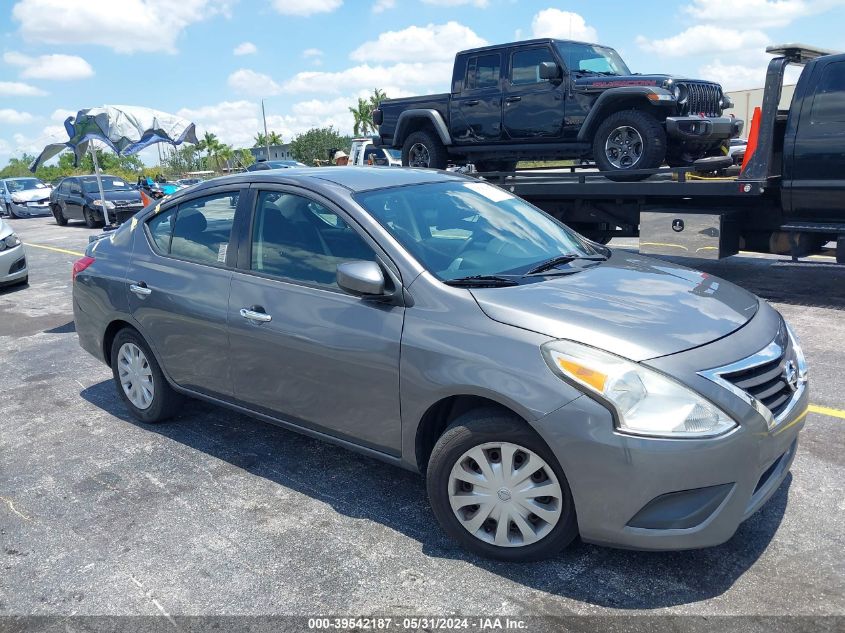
[146,190,237,265]
[511,48,555,85]
[810,62,845,124]
[465,54,501,90]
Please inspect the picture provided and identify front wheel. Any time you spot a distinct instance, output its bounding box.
[53,204,68,226]
[8,203,21,219]
[592,110,666,182]
[402,130,448,169]
[426,410,578,561]
[82,206,100,228]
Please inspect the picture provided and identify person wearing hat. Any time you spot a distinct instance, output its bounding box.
[333,150,349,166]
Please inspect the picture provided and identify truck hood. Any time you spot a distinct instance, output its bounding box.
[470,251,759,361]
[574,74,714,91]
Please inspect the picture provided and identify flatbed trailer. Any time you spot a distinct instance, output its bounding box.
[475,44,845,264]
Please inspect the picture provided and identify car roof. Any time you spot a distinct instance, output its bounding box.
[458,38,604,56]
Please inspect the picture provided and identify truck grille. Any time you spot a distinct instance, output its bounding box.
[680,82,723,117]
[721,348,797,419]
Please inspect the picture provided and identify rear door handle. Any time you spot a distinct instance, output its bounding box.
[240,307,272,323]
[505,96,522,103]
[129,282,151,297]
[464,100,480,106]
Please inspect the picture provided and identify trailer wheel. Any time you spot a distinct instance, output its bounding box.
[592,110,666,182]
[402,130,448,170]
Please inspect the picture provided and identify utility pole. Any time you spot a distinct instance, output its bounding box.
[262,99,271,161]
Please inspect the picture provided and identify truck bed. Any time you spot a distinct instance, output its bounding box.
[377,94,450,145]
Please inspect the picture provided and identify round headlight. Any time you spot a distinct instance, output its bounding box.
[3,234,21,249]
[673,84,688,104]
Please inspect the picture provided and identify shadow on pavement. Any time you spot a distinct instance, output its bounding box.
[81,380,788,610]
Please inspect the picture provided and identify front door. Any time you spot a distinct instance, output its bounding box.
[64,180,85,220]
[227,188,404,454]
[788,59,845,221]
[126,187,241,396]
[450,52,503,143]
[502,46,566,141]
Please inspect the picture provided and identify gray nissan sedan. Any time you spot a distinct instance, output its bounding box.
[72,168,808,561]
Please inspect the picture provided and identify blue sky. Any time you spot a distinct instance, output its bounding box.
[1,0,843,165]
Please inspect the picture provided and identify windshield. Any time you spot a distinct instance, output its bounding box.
[82,178,132,193]
[354,181,602,281]
[7,178,47,192]
[555,42,631,75]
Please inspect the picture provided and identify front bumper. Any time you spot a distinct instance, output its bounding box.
[0,244,28,285]
[666,116,743,141]
[10,200,52,217]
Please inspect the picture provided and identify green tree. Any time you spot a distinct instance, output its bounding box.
[253,132,267,148]
[369,88,388,112]
[349,97,373,136]
[267,131,283,146]
[290,126,352,165]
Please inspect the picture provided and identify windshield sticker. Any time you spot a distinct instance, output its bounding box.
[111,180,126,187]
[464,182,515,203]
[130,217,138,231]
[217,243,228,263]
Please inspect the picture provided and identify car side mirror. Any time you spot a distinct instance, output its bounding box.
[337,261,386,297]
[539,61,562,81]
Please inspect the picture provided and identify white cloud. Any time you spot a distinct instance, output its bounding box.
[700,54,802,91]
[233,41,257,56]
[283,61,453,95]
[421,0,489,7]
[227,68,282,97]
[531,9,598,42]
[51,108,76,122]
[351,21,487,63]
[4,51,94,80]
[11,0,233,54]
[271,0,343,16]
[0,81,47,96]
[636,26,769,57]
[683,0,815,29]
[372,0,395,12]
[0,109,35,124]
[303,47,324,65]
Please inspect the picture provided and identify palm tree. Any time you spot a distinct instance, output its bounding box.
[217,145,234,172]
[201,132,223,172]
[349,97,373,136]
[267,131,283,146]
[369,88,388,112]
[253,132,267,148]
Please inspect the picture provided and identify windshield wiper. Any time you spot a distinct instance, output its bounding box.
[444,275,519,288]
[525,254,607,275]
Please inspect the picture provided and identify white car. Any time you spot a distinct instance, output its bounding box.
[0,219,27,287]
[0,177,52,218]
[349,138,402,166]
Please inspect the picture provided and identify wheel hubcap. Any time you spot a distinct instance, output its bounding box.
[605,125,644,169]
[408,142,431,168]
[117,342,155,410]
[448,442,564,548]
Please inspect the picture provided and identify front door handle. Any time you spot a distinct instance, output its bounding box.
[129,282,151,298]
[505,96,522,103]
[240,307,272,323]
[464,100,480,106]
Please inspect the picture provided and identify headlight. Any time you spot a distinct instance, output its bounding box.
[673,84,688,104]
[0,233,20,251]
[92,199,115,209]
[541,340,737,438]
[720,94,733,109]
[784,321,809,383]
[11,197,25,204]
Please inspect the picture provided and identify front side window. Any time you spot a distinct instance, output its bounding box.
[146,191,237,265]
[251,191,375,288]
[511,48,556,85]
[465,54,501,90]
[355,181,600,281]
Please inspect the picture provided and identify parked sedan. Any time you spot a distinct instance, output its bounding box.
[246,160,307,171]
[0,219,27,287]
[72,168,808,561]
[1,177,52,218]
[51,175,143,227]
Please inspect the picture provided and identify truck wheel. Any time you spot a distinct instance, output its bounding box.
[402,130,448,170]
[592,110,666,182]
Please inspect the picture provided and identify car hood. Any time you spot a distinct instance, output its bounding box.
[85,190,142,202]
[470,251,759,361]
[574,74,717,91]
[11,187,51,202]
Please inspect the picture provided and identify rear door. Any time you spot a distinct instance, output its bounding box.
[65,179,85,219]
[226,185,404,454]
[788,59,845,221]
[502,45,566,140]
[450,52,503,143]
[126,186,244,397]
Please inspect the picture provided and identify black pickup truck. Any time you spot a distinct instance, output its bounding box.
[373,38,742,180]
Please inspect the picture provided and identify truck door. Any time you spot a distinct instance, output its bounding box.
[788,59,845,221]
[450,52,503,143]
[502,46,565,140]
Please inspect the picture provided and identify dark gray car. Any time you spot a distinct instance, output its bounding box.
[72,168,808,561]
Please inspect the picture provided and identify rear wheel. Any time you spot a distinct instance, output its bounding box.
[426,409,578,561]
[110,328,184,424]
[592,110,666,182]
[53,204,68,226]
[402,130,448,170]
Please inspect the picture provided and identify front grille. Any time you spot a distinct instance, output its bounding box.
[680,82,722,117]
[721,347,797,419]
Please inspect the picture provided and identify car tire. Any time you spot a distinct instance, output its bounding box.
[8,204,21,219]
[82,206,100,229]
[53,204,68,226]
[474,160,518,173]
[592,110,666,182]
[426,409,578,562]
[110,328,184,424]
[402,130,449,170]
